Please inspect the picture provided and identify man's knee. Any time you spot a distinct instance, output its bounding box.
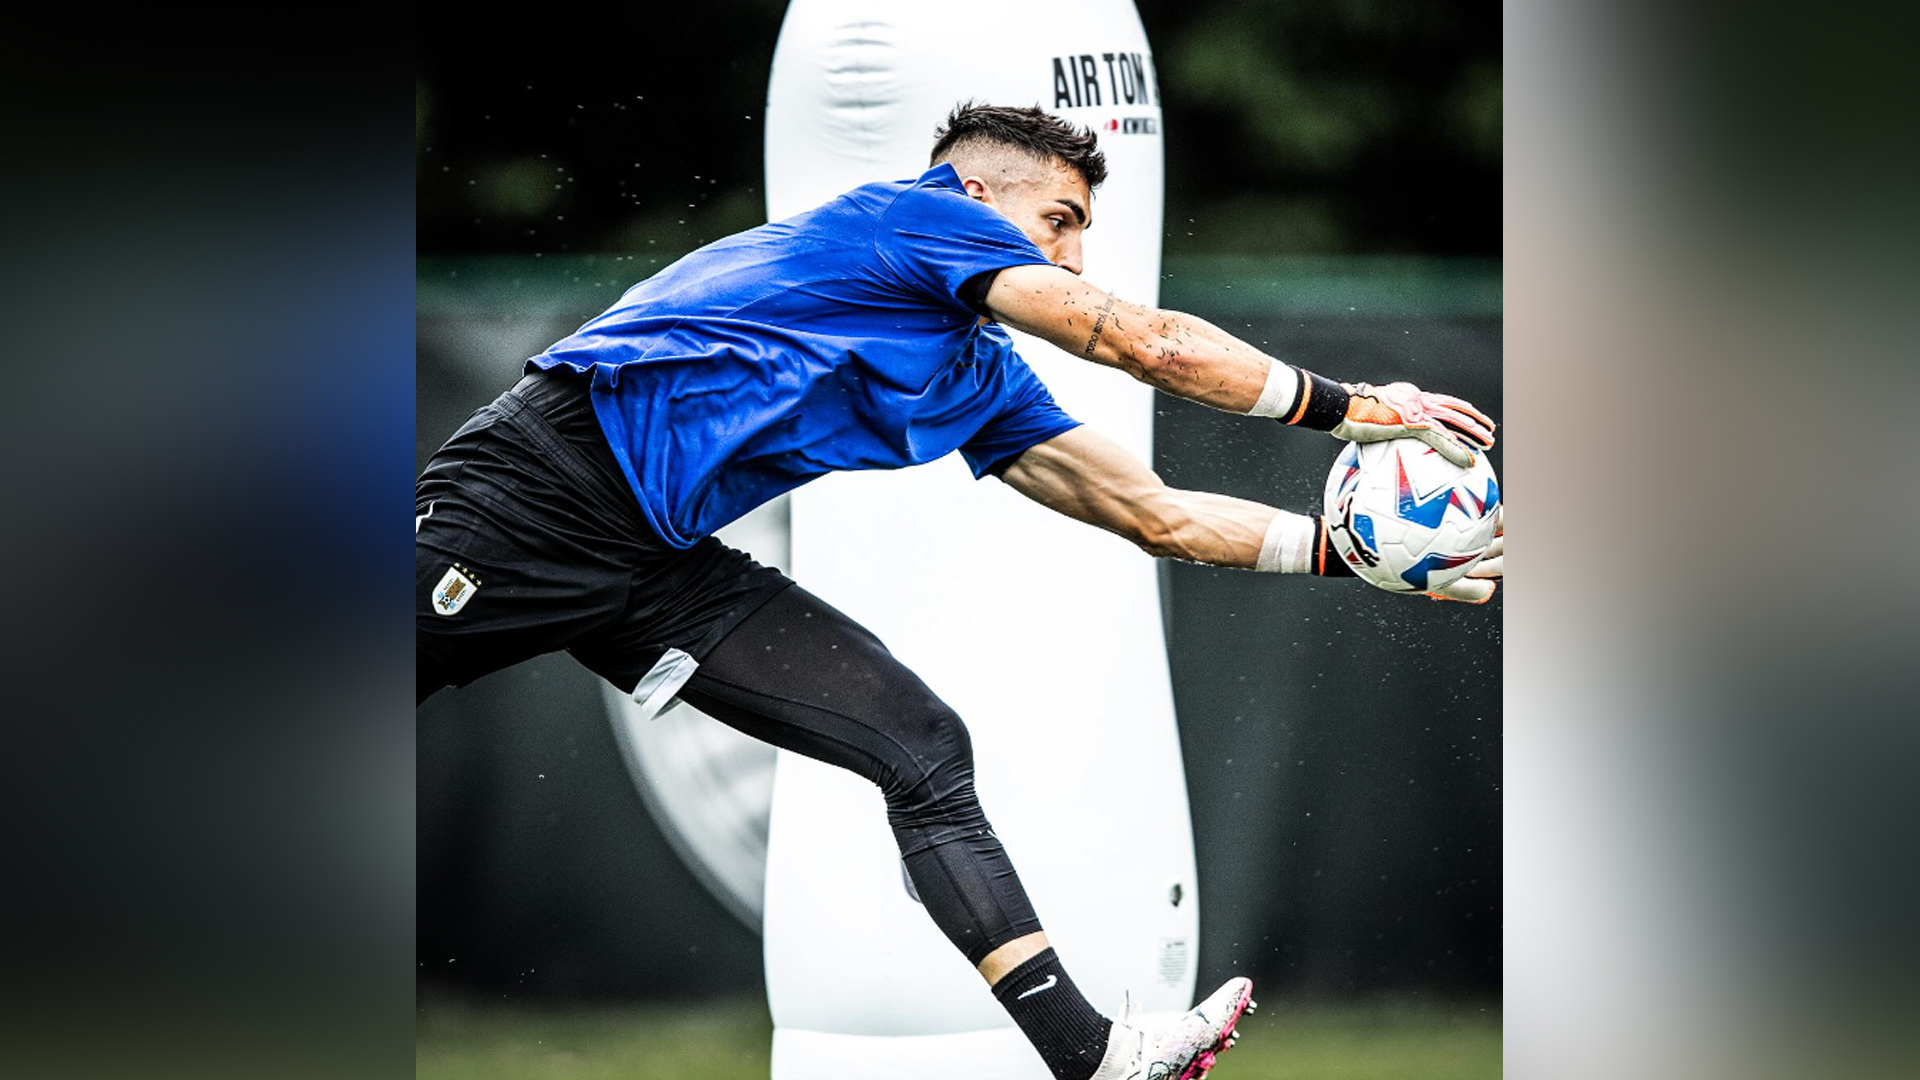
[877,700,977,812]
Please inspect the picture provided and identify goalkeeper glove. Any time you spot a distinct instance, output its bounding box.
[1274,368,1496,469]
[1425,509,1503,603]
[1310,507,1504,604]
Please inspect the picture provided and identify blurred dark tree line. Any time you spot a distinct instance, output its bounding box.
[418,0,1496,258]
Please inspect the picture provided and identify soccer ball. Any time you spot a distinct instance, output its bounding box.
[1322,439,1501,594]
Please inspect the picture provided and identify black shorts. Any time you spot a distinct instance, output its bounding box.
[415,368,791,701]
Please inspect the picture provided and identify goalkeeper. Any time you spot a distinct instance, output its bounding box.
[417,103,1498,1080]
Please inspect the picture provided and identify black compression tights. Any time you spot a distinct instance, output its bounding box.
[678,584,1042,966]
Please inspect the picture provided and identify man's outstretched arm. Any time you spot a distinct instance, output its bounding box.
[999,426,1503,602]
[983,263,1496,467]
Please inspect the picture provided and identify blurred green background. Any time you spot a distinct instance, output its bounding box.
[417,997,1500,1080]
[417,0,1497,260]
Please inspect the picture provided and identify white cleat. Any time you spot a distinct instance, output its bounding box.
[1087,977,1255,1080]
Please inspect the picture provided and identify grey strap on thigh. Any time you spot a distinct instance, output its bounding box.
[632,647,700,721]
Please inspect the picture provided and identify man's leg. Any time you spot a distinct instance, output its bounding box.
[673,584,1115,1080]
[978,930,1053,984]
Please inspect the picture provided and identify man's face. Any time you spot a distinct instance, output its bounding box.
[961,159,1091,276]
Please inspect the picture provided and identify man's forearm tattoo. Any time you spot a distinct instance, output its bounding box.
[1081,295,1117,358]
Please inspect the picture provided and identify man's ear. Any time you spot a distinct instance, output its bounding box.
[960,176,994,204]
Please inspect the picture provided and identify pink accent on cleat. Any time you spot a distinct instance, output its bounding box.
[1177,980,1253,1080]
[1090,977,1256,1080]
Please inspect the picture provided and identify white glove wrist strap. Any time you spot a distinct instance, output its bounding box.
[1255,510,1315,573]
[1246,359,1301,418]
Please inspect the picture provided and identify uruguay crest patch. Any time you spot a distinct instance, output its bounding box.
[432,564,480,616]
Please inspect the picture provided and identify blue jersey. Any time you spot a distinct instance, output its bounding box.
[526,164,1081,549]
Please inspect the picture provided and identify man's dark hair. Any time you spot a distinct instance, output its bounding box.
[930,102,1107,190]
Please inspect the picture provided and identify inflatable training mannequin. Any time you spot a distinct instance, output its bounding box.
[760,2,1195,1076]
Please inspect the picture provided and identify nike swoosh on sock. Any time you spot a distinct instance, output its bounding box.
[1016,974,1058,999]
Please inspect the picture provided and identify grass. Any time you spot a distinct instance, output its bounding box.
[417,995,1500,1080]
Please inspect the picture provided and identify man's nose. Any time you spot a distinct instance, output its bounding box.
[1054,236,1084,276]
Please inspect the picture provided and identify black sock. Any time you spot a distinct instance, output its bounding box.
[990,947,1114,1080]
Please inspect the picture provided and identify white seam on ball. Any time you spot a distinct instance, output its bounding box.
[1246,359,1301,418]
[1255,511,1314,573]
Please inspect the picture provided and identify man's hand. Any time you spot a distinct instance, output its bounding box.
[1333,382,1496,469]
[1424,509,1503,603]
